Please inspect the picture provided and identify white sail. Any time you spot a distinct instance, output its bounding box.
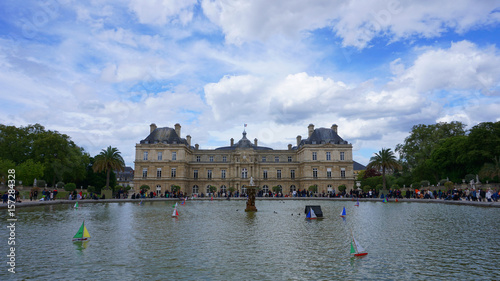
[310,208,317,218]
[353,237,365,253]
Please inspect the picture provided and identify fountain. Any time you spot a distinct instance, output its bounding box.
[245,177,257,212]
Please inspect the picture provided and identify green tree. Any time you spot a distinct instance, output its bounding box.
[208,185,217,194]
[140,184,150,191]
[308,185,318,193]
[367,148,400,190]
[338,184,347,192]
[92,146,125,189]
[272,185,282,194]
[65,183,77,192]
[0,158,16,184]
[479,156,500,182]
[396,122,466,182]
[16,159,44,186]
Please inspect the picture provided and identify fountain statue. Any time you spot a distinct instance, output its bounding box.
[245,177,258,212]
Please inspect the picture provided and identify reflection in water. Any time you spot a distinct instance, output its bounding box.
[0,200,499,280]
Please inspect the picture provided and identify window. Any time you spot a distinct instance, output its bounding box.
[313,168,318,178]
[156,185,161,193]
[241,168,248,179]
[172,152,177,160]
[156,168,162,178]
[221,169,226,179]
[207,170,212,179]
[262,185,269,193]
[327,168,332,178]
[193,170,198,179]
[290,185,296,193]
[312,152,317,160]
[142,168,147,178]
[206,185,211,194]
[277,169,281,179]
[275,156,279,163]
[143,151,148,160]
[196,156,201,162]
[222,156,227,162]
[262,156,266,162]
[220,185,227,193]
[158,152,162,160]
[288,156,292,162]
[290,169,295,179]
[263,170,268,179]
[192,185,199,194]
[209,156,214,162]
[326,152,331,161]
[341,168,346,178]
[171,168,176,178]
[340,152,345,160]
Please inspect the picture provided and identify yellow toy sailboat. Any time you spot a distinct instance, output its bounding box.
[73,221,91,241]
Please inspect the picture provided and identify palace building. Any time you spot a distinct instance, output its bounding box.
[133,123,354,196]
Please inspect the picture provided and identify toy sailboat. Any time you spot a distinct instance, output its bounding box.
[73,221,91,241]
[74,201,78,209]
[355,198,359,207]
[340,206,346,217]
[350,233,367,257]
[306,208,317,219]
[172,208,179,218]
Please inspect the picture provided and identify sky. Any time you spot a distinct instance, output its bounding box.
[1,0,500,167]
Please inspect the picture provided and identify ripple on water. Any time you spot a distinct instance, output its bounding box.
[0,200,499,280]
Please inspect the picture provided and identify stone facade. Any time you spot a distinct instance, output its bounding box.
[133,123,354,195]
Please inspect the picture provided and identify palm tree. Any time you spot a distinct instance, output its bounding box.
[93,146,125,189]
[367,148,400,190]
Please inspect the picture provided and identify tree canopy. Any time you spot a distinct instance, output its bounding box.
[93,146,125,189]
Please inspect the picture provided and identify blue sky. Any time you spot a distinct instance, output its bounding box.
[1,0,499,167]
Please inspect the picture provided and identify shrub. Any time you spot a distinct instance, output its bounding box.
[420,180,430,187]
[411,182,421,189]
[140,185,150,191]
[308,185,318,192]
[464,174,475,183]
[87,186,96,193]
[208,185,217,194]
[64,183,77,192]
[36,180,46,188]
[56,181,65,189]
[272,186,282,193]
[391,184,400,190]
[125,185,132,191]
[375,184,383,191]
[444,181,454,190]
[362,185,371,192]
[338,184,347,192]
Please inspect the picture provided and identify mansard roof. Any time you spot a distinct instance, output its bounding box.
[140,127,188,145]
[215,131,273,150]
[300,127,348,146]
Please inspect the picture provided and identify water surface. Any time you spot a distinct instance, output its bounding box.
[0,200,498,280]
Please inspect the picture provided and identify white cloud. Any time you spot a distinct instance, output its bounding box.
[201,0,500,48]
[129,0,197,25]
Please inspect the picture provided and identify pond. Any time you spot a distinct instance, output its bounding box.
[0,200,499,280]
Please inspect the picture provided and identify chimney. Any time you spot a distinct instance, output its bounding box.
[195,144,199,150]
[150,123,157,133]
[230,138,234,146]
[254,138,258,146]
[308,124,314,138]
[174,123,181,137]
[186,135,191,146]
[331,124,338,133]
[296,135,302,146]
[288,144,292,150]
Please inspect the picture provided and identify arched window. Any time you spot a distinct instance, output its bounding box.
[290,185,296,193]
[220,185,227,193]
[206,185,211,194]
[262,185,269,193]
[327,184,333,194]
[277,185,283,193]
[241,185,247,195]
[241,168,248,179]
[156,184,161,194]
[192,185,199,194]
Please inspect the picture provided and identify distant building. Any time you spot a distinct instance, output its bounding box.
[133,123,355,195]
[115,167,134,188]
[353,161,366,178]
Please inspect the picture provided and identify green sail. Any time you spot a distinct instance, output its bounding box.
[350,241,356,254]
[73,222,85,239]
